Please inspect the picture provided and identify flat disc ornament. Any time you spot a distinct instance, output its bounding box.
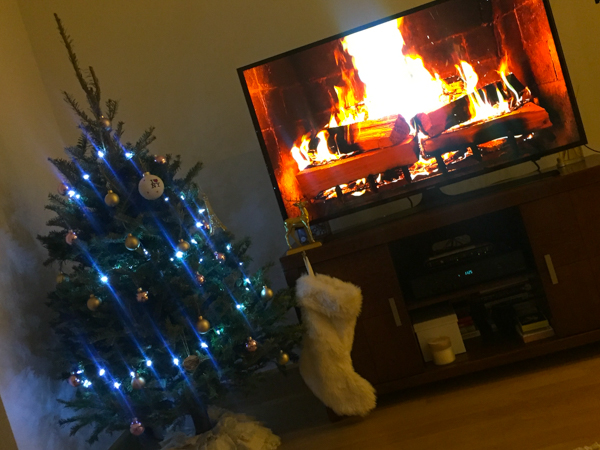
[138,172,164,200]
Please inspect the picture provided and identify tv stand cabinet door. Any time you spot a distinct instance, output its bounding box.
[520,190,600,337]
[310,244,424,385]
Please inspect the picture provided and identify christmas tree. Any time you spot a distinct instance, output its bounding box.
[37,15,301,444]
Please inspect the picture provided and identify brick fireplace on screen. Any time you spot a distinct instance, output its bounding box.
[242,0,581,222]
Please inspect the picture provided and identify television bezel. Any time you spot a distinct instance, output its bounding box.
[237,0,587,224]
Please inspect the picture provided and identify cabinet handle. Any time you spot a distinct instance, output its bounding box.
[388,298,402,327]
[544,254,559,285]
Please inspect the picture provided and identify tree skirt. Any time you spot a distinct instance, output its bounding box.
[573,444,600,450]
[159,407,280,450]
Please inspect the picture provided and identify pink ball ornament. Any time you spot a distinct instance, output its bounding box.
[130,418,145,436]
[138,172,164,200]
[58,183,69,195]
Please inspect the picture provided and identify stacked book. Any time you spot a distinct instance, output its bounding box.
[513,301,554,343]
[456,310,481,340]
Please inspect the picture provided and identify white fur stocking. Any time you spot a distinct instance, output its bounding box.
[296,273,376,416]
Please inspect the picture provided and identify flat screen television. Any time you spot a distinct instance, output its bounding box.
[238,0,586,224]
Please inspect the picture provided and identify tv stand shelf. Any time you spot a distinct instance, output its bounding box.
[281,156,600,394]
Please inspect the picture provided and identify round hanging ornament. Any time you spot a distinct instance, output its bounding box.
[261,286,274,300]
[214,252,226,262]
[131,376,146,390]
[58,183,69,195]
[65,230,77,245]
[99,115,111,129]
[104,190,120,207]
[87,294,101,311]
[125,234,140,251]
[277,350,290,366]
[195,316,211,334]
[56,272,68,284]
[138,172,164,200]
[136,288,149,303]
[177,239,190,252]
[246,337,258,352]
[68,374,81,387]
[183,355,200,372]
[130,418,145,436]
[195,272,205,284]
[154,155,167,164]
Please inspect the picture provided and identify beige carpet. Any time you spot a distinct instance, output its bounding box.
[573,444,600,450]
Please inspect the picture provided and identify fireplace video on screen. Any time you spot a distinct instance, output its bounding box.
[238,0,585,223]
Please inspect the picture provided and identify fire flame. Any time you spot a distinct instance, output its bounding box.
[291,18,528,198]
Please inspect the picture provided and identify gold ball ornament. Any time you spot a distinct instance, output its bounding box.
[125,234,140,251]
[177,239,191,252]
[138,172,164,200]
[131,376,146,390]
[99,115,111,129]
[87,294,102,311]
[195,272,205,284]
[56,272,68,283]
[68,374,81,387]
[246,337,258,352]
[154,155,167,164]
[99,115,111,130]
[58,183,69,195]
[261,286,274,300]
[136,288,149,303]
[277,351,290,366]
[104,190,120,207]
[214,252,226,262]
[65,230,77,245]
[130,418,145,436]
[195,316,211,334]
[183,355,200,372]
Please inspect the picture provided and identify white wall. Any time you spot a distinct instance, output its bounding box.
[0,0,113,447]
[1,0,599,447]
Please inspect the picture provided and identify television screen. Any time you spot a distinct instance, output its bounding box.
[238,0,585,224]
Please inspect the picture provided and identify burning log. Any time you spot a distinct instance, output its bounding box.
[414,74,526,137]
[329,114,411,153]
[296,136,418,199]
[420,102,552,158]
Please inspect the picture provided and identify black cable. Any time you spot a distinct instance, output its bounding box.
[532,159,541,173]
[408,196,414,208]
[585,144,600,154]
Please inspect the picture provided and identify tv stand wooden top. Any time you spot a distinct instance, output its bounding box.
[280,156,600,274]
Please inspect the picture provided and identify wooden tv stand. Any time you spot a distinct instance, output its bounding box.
[280,156,600,394]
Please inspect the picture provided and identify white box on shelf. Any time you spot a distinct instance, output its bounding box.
[412,305,466,362]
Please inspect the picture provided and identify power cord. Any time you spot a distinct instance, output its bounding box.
[585,144,600,154]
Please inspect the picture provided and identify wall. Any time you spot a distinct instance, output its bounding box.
[0,0,598,447]
[0,0,113,448]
